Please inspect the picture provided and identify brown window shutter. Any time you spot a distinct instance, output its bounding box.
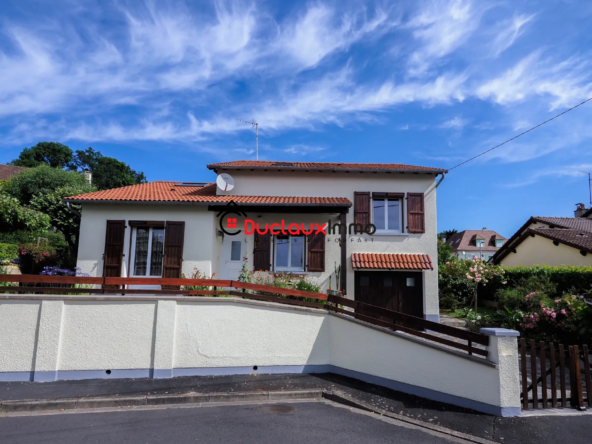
[253,232,271,271]
[307,232,325,272]
[163,221,185,279]
[407,193,425,233]
[354,192,370,226]
[103,220,126,278]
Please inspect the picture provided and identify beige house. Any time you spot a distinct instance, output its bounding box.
[491,215,592,267]
[66,160,447,322]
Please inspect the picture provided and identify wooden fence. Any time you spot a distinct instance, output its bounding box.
[520,339,592,410]
[0,274,489,358]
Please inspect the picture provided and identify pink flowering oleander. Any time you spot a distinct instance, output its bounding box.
[561,309,567,315]
[555,299,561,303]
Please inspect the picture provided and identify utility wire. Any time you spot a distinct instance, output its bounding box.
[449,97,592,171]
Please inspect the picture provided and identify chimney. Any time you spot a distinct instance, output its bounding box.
[574,203,587,218]
[482,227,487,230]
[84,169,92,185]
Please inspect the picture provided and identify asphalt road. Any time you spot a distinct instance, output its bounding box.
[0,401,466,444]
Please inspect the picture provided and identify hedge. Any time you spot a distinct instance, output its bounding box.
[480,265,592,300]
[0,243,19,261]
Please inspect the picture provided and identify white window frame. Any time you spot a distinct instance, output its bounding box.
[476,239,485,248]
[274,235,305,272]
[130,227,165,278]
[495,239,504,248]
[372,197,403,234]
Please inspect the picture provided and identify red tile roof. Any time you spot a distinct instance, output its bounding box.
[351,253,433,270]
[65,182,352,206]
[446,229,507,252]
[208,160,447,173]
[0,164,26,181]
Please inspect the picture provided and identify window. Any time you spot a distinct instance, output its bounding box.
[406,277,415,287]
[372,198,401,233]
[274,235,305,271]
[495,239,504,248]
[476,239,485,248]
[131,227,165,277]
[230,241,242,261]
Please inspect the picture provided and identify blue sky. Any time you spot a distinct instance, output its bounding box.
[1,0,591,237]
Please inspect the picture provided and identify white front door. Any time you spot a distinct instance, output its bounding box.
[222,235,247,280]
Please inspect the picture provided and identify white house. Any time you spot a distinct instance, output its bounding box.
[66,160,447,322]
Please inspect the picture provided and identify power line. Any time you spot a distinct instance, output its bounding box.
[449,97,592,171]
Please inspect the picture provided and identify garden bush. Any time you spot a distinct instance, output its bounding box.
[481,265,592,300]
[17,243,59,275]
[0,243,18,261]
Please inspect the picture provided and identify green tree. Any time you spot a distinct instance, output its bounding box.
[29,184,94,255]
[72,148,147,190]
[437,240,453,266]
[0,194,51,234]
[9,142,74,169]
[4,165,88,204]
[438,229,458,241]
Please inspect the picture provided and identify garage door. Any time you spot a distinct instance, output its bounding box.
[354,271,424,319]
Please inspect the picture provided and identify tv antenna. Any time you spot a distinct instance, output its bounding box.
[579,171,592,208]
[236,119,259,160]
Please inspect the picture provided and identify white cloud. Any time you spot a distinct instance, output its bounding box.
[278,4,397,69]
[476,51,592,108]
[504,164,592,188]
[490,13,535,57]
[283,144,326,155]
[406,0,484,76]
[440,116,469,129]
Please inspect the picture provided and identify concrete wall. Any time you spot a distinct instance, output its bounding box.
[0,295,520,416]
[500,234,592,267]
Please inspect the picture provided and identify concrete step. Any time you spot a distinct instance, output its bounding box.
[439,314,467,329]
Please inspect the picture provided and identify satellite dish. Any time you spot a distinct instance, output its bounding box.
[216,173,235,192]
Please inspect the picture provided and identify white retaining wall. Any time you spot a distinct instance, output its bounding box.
[0,295,520,416]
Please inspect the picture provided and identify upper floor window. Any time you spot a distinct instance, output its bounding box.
[476,239,485,248]
[495,239,504,248]
[131,227,165,277]
[274,235,305,272]
[372,198,401,233]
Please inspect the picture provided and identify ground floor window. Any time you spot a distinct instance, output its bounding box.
[131,227,165,277]
[274,235,304,271]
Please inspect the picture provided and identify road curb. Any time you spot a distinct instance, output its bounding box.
[322,390,496,444]
[0,389,323,413]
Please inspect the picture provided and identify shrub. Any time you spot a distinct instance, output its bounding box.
[439,257,507,311]
[517,292,592,343]
[482,265,592,300]
[17,244,58,275]
[182,267,217,291]
[0,243,18,261]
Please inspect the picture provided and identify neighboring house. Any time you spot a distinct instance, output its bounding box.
[0,164,26,181]
[491,212,592,267]
[65,160,447,322]
[445,228,506,261]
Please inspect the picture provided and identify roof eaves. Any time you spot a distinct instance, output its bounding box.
[63,198,352,207]
[207,164,448,174]
[530,229,592,255]
[492,227,592,264]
